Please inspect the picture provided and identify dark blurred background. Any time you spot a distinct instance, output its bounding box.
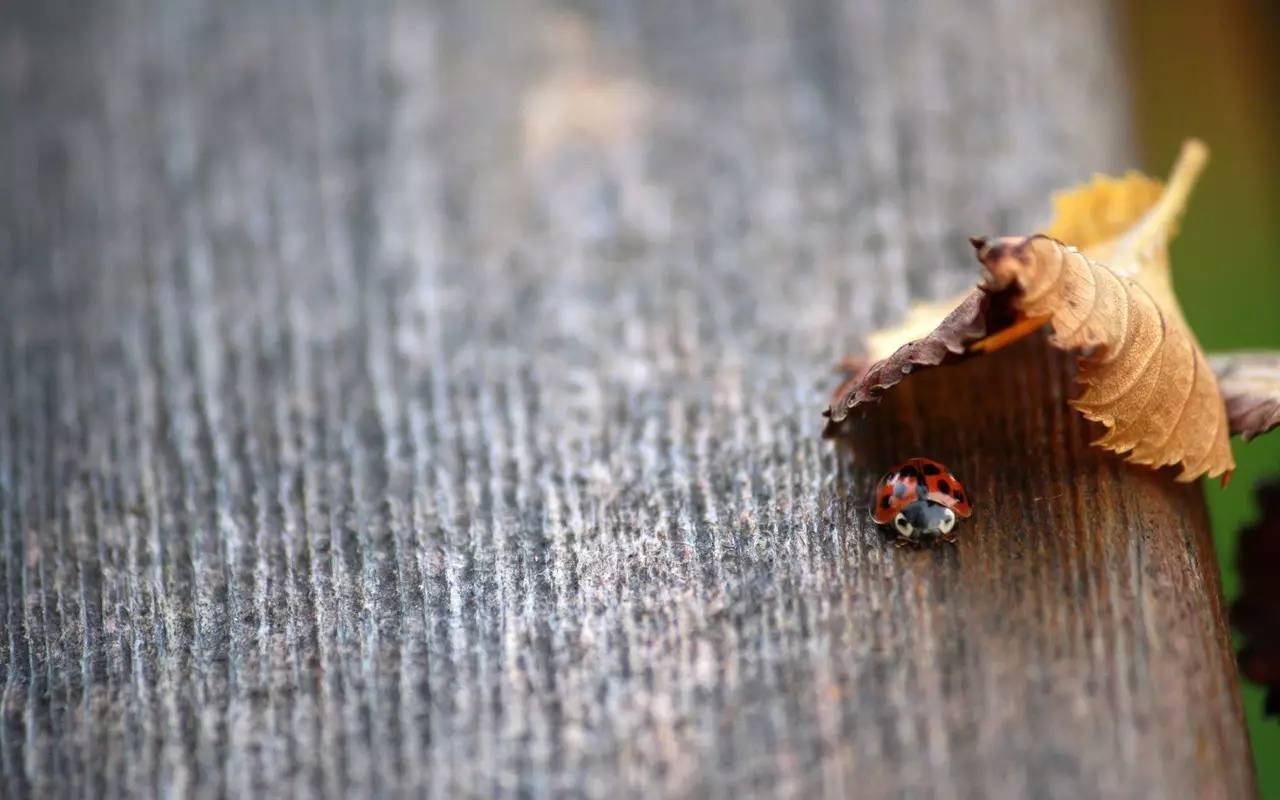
[1127,0,1280,791]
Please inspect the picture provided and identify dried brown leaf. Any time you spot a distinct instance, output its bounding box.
[825,140,1246,482]
[976,233,1232,481]
[1210,352,1280,441]
[863,291,980,362]
[824,290,1007,434]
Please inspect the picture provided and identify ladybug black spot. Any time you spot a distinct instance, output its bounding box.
[899,466,920,481]
[922,463,941,476]
[936,479,951,495]
[881,496,892,509]
[956,491,966,504]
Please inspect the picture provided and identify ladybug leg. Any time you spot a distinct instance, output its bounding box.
[941,531,959,544]
[893,529,925,548]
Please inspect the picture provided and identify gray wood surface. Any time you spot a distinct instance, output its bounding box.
[0,1,1256,797]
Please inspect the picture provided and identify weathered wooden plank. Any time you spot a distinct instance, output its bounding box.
[0,0,1254,797]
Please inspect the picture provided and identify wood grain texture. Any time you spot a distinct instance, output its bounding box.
[0,0,1255,798]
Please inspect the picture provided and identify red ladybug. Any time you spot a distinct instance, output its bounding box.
[871,458,972,544]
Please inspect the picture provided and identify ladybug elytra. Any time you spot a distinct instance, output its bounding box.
[871,458,972,544]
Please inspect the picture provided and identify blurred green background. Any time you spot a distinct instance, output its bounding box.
[1128,0,1280,792]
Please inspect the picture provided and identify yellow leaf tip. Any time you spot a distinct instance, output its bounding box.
[1180,138,1209,167]
[1164,138,1209,202]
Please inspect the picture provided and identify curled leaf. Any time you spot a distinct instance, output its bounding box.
[863,291,981,362]
[825,290,990,432]
[975,234,1232,481]
[825,140,1246,482]
[1211,352,1280,441]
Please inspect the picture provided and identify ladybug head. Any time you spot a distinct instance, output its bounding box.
[893,500,957,539]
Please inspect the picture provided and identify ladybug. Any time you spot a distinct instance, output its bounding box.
[871,458,972,544]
